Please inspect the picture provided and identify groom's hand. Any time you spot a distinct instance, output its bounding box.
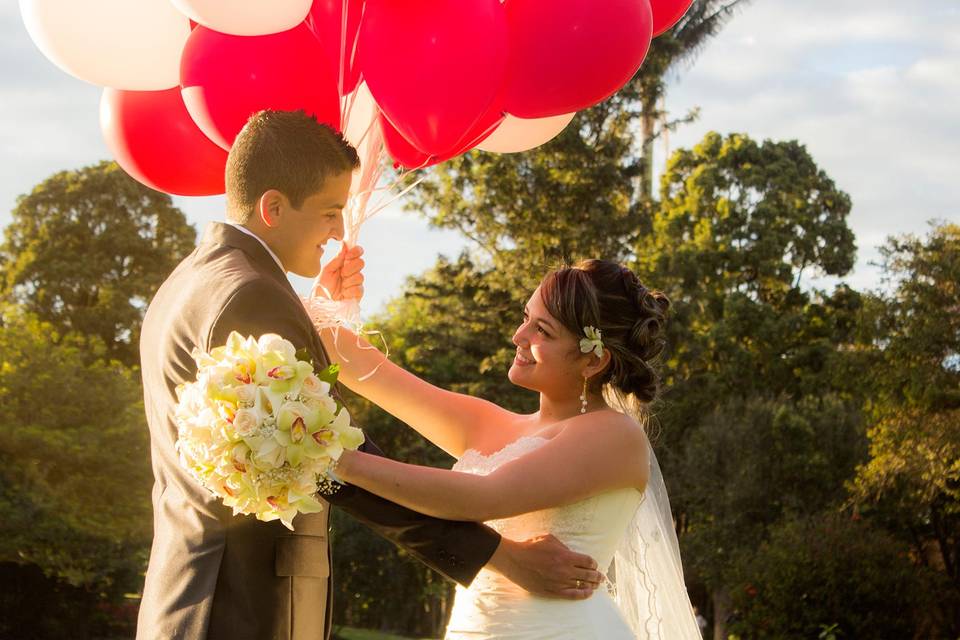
[487,534,602,600]
[316,244,365,301]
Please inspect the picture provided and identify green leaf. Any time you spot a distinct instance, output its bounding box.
[317,363,340,386]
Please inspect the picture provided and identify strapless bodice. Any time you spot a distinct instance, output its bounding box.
[445,435,642,639]
[453,435,642,571]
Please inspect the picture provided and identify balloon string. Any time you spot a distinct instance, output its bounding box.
[341,86,360,136]
[337,0,348,98]
[319,5,425,382]
[365,172,425,219]
[352,109,378,150]
[347,1,366,80]
[300,293,390,383]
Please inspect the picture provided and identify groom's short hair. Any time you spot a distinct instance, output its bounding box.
[225,110,360,224]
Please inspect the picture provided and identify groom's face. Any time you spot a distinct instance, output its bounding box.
[270,170,353,278]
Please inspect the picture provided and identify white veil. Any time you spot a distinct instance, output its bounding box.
[605,392,703,639]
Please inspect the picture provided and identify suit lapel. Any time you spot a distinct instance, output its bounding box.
[201,222,331,369]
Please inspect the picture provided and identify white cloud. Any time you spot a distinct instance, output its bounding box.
[661,0,960,294]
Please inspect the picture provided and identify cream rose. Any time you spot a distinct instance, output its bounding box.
[233,408,260,437]
[300,374,331,399]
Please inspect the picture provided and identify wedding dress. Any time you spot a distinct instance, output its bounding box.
[445,435,700,639]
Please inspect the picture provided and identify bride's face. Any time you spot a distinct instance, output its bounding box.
[508,286,588,397]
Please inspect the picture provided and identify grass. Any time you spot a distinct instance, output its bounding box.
[332,626,438,640]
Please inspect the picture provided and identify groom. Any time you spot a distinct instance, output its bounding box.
[137,110,601,640]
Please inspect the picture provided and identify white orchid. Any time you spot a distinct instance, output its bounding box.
[174,331,362,530]
[579,326,605,358]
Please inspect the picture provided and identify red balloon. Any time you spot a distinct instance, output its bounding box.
[444,77,513,156]
[454,92,507,154]
[307,0,364,95]
[651,0,693,36]
[503,0,653,118]
[380,102,504,170]
[180,24,340,150]
[100,87,227,196]
[380,114,435,170]
[359,0,507,157]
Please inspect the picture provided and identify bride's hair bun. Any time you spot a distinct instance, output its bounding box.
[540,259,670,405]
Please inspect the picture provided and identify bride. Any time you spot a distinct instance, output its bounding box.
[315,256,701,639]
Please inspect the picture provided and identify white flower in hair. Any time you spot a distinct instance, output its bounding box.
[580,326,604,358]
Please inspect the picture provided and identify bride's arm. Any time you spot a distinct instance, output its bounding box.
[333,413,650,521]
[310,245,515,458]
[319,325,513,458]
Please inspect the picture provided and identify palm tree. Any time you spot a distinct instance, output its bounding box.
[632,0,753,200]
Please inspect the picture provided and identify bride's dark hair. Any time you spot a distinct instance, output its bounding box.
[539,259,670,407]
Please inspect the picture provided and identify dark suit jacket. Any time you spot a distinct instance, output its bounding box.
[136,222,501,640]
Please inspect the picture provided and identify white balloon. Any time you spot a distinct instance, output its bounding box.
[343,83,379,150]
[171,0,313,37]
[477,112,577,154]
[19,0,189,90]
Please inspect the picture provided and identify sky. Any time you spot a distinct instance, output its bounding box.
[1,0,957,317]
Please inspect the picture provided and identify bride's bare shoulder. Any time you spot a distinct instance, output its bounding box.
[564,410,649,455]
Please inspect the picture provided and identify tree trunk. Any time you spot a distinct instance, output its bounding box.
[712,588,731,640]
[640,108,657,201]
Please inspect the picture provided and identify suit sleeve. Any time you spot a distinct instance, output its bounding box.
[209,280,502,586]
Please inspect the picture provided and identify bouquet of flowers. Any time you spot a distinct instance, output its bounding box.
[174,331,364,529]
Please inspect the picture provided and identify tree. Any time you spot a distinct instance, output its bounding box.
[727,514,945,639]
[632,132,858,448]
[411,108,643,273]
[850,223,960,634]
[627,132,861,635]
[632,0,751,197]
[675,395,867,628]
[0,161,196,365]
[0,303,152,637]
[637,132,855,305]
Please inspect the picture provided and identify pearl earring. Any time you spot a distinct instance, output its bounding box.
[580,377,588,414]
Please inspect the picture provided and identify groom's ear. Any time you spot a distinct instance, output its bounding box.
[258,190,287,228]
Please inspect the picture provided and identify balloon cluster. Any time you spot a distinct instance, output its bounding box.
[20,0,692,196]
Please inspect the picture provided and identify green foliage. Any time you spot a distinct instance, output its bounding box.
[0,562,140,640]
[376,255,535,411]
[633,130,861,509]
[677,395,867,588]
[639,132,855,304]
[0,304,149,640]
[870,222,960,410]
[632,134,859,444]
[411,111,643,275]
[0,161,196,365]
[0,304,152,588]
[727,514,949,639]
[849,224,960,627]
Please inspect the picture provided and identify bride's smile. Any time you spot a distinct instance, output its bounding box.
[513,351,535,366]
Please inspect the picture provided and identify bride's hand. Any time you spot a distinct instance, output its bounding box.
[315,244,365,301]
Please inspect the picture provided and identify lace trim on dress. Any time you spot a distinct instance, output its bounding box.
[455,435,550,475]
